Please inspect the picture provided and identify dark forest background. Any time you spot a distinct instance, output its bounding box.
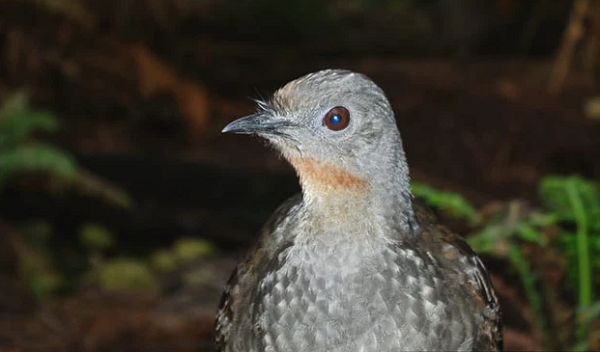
[1,0,600,351]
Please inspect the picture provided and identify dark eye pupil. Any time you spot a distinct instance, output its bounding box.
[329,114,342,125]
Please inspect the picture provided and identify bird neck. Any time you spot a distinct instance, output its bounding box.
[289,152,417,239]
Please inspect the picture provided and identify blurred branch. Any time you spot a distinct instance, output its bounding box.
[582,2,600,74]
[73,169,133,210]
[549,0,591,94]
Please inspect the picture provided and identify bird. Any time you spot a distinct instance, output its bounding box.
[215,69,502,352]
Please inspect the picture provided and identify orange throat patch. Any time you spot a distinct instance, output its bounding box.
[288,156,368,192]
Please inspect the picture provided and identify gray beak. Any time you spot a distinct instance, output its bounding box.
[222,113,294,137]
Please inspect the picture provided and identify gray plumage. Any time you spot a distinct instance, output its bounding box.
[216,69,502,352]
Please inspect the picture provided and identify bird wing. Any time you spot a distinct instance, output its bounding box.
[443,235,503,351]
[414,201,503,351]
[215,194,303,351]
[215,266,239,352]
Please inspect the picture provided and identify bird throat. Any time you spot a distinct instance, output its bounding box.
[289,156,369,192]
[288,155,416,237]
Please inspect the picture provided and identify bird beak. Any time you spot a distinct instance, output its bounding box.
[222,113,293,136]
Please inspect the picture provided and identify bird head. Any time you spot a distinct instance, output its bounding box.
[223,70,414,228]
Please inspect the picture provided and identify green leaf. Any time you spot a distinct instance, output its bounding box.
[541,175,597,340]
[92,258,158,292]
[150,249,178,272]
[540,175,600,231]
[79,223,115,251]
[468,226,500,254]
[527,213,558,227]
[0,144,78,186]
[516,223,547,246]
[0,110,59,147]
[173,237,217,261]
[507,244,548,337]
[0,91,60,148]
[411,181,477,220]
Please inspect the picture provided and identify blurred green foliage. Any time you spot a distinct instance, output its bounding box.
[0,91,137,299]
[76,231,218,294]
[150,237,217,273]
[150,249,178,272]
[0,92,132,207]
[539,176,600,344]
[0,92,79,299]
[0,92,78,189]
[540,176,600,230]
[80,223,115,252]
[17,221,66,299]
[86,258,159,293]
[82,236,218,293]
[467,201,553,340]
[411,181,477,220]
[173,237,217,261]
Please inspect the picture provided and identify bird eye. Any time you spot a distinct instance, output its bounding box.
[323,106,350,131]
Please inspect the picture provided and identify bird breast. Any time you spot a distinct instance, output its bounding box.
[254,242,475,352]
